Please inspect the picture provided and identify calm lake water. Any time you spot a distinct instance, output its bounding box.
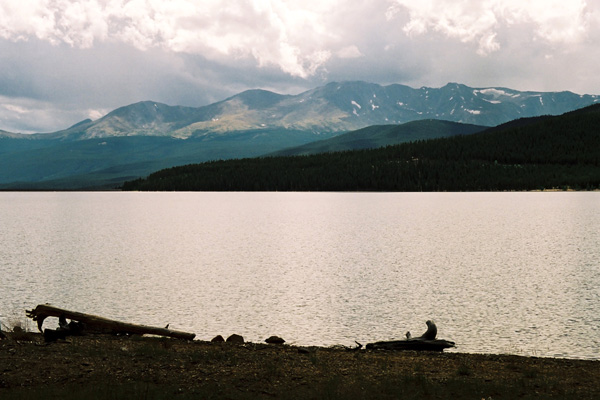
[1,192,598,360]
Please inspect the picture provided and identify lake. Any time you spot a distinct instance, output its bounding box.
[1,192,598,360]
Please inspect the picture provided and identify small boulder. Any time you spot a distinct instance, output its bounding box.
[265,335,285,344]
[226,334,244,344]
[211,335,225,342]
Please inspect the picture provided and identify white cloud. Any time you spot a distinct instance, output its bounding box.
[0,0,342,78]
[3,103,28,114]
[88,109,106,120]
[388,0,595,55]
[336,45,364,59]
[477,32,499,56]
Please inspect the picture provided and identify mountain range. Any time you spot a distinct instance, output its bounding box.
[123,103,600,192]
[1,81,598,189]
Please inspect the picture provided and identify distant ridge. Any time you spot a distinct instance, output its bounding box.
[270,119,487,156]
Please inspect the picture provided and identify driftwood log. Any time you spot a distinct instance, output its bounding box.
[365,338,455,352]
[26,304,195,340]
[366,320,455,352]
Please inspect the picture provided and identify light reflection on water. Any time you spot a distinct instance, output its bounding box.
[1,192,598,360]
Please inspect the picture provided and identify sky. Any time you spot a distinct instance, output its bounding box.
[1,0,599,133]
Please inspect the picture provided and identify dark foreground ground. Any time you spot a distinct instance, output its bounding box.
[1,331,599,399]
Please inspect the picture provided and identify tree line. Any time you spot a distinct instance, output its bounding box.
[121,105,600,191]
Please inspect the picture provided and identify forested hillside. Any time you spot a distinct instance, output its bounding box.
[269,119,487,156]
[122,104,600,192]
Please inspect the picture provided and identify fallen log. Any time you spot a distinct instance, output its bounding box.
[366,338,455,352]
[26,304,195,340]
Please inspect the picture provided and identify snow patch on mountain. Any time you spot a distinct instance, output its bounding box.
[476,88,511,97]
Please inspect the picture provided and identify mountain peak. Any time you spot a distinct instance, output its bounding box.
[228,89,288,109]
[104,100,168,117]
[443,82,467,89]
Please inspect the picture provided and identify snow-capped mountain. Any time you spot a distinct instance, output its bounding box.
[2,81,597,140]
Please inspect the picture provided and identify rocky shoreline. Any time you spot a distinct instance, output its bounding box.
[1,331,599,399]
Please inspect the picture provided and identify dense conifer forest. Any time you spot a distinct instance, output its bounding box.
[122,104,600,191]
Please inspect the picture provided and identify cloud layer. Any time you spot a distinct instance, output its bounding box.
[389,0,595,55]
[0,0,343,78]
[1,0,599,132]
